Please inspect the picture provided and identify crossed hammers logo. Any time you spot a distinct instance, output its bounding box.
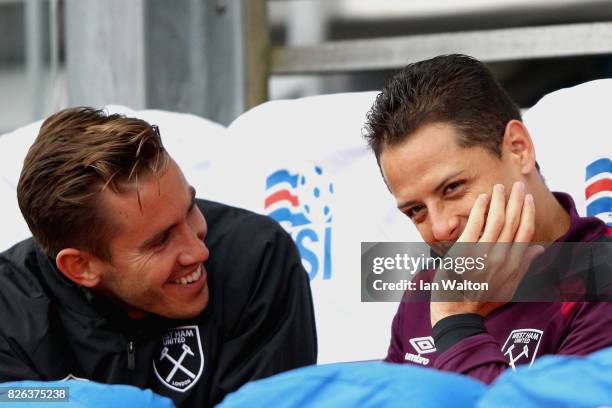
[160,344,197,382]
[504,344,529,371]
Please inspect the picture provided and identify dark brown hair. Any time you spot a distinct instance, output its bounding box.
[364,54,522,162]
[17,107,168,260]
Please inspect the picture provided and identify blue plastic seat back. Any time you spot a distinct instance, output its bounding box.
[219,361,486,408]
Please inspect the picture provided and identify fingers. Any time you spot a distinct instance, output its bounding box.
[443,184,540,309]
[514,193,536,243]
[503,193,538,275]
[480,184,506,242]
[463,182,530,243]
[457,193,489,243]
[473,184,532,282]
[499,182,525,242]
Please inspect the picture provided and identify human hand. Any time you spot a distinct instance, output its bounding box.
[430,182,545,327]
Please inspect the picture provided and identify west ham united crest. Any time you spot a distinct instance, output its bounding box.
[501,328,543,371]
[153,325,204,392]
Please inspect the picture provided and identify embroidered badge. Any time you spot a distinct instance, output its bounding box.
[501,328,543,371]
[60,373,88,381]
[153,325,204,392]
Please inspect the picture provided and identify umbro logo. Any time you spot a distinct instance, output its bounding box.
[405,336,437,366]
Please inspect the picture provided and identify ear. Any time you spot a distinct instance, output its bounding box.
[55,248,102,288]
[502,120,536,176]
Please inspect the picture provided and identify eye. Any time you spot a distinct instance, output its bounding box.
[155,231,170,248]
[444,181,464,195]
[406,205,426,220]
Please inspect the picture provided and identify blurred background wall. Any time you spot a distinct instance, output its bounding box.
[2,0,612,132]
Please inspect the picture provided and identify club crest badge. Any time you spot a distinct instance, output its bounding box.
[501,328,543,371]
[60,373,88,381]
[153,325,204,392]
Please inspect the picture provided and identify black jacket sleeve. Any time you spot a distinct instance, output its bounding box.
[202,202,317,405]
[0,334,41,381]
[0,250,46,381]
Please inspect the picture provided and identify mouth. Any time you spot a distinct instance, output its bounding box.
[168,264,205,286]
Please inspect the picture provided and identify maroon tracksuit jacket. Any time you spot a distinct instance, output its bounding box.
[385,193,612,384]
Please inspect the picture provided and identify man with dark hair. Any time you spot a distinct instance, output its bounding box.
[364,54,611,383]
[0,107,317,407]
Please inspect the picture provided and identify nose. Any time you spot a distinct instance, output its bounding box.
[177,223,209,266]
[430,209,460,243]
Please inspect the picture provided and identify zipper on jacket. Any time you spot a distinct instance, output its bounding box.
[127,341,136,370]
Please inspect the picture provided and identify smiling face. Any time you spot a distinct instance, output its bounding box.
[90,158,210,319]
[380,122,521,253]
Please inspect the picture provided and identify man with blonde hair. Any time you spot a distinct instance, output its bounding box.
[0,107,317,407]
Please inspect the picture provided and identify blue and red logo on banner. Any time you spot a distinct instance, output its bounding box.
[264,166,333,280]
[585,157,612,227]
